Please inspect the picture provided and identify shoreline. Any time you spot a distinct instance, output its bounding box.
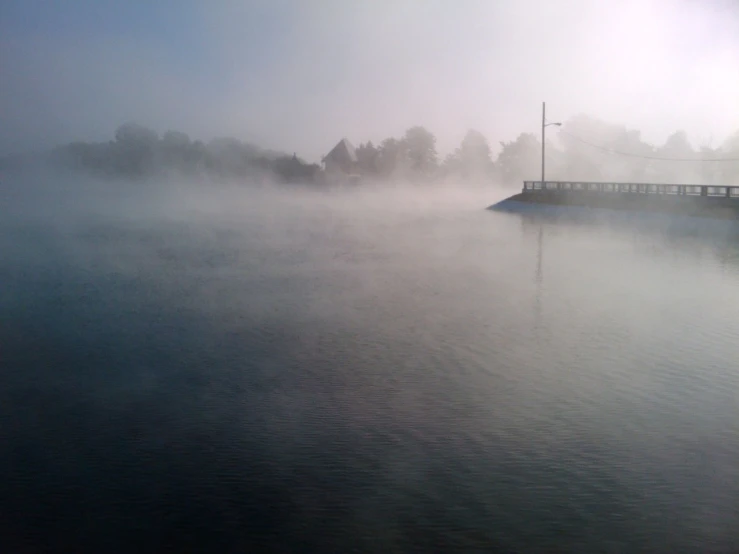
[489,191,739,221]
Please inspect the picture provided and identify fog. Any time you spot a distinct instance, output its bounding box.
[0,170,505,293]
[6,3,739,550]
[2,0,739,164]
[6,158,739,552]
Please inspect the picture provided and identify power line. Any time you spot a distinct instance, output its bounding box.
[557,128,739,162]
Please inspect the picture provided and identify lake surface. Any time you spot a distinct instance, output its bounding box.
[3,180,739,553]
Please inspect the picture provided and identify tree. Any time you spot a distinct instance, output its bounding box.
[375,137,407,178]
[52,141,111,174]
[459,129,491,162]
[114,122,159,148]
[206,137,254,176]
[403,126,438,178]
[273,154,320,183]
[159,130,191,172]
[718,131,739,184]
[356,141,379,176]
[162,130,191,149]
[449,129,493,182]
[557,115,653,181]
[697,143,721,185]
[655,130,697,183]
[496,133,541,185]
[113,122,160,176]
[441,152,462,178]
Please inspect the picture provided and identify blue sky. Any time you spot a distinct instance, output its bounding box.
[1,1,302,152]
[2,0,739,161]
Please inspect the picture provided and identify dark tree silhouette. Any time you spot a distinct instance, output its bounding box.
[356,142,379,176]
[9,115,739,187]
[403,126,438,177]
[444,129,494,182]
[496,133,541,185]
[375,138,406,178]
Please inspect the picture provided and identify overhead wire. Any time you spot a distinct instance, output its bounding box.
[557,128,739,162]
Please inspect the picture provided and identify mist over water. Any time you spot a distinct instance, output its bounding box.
[3,176,739,552]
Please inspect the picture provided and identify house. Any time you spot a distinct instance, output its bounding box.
[322,138,359,178]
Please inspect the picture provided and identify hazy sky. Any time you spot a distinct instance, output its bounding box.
[2,0,738,162]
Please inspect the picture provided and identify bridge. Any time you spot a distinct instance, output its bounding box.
[523,181,739,199]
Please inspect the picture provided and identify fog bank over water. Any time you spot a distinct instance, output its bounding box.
[5,0,739,549]
[3,171,739,551]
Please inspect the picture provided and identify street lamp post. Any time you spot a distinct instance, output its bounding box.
[535,104,561,325]
[541,102,562,187]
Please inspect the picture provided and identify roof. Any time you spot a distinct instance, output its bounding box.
[323,138,357,164]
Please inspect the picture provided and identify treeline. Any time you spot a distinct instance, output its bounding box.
[44,123,320,184]
[349,126,493,184]
[4,116,739,186]
[353,116,739,186]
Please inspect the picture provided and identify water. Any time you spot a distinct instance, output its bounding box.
[2,180,739,552]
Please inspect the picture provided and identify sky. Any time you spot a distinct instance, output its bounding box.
[2,0,738,162]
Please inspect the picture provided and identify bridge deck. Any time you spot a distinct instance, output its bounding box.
[523,181,739,199]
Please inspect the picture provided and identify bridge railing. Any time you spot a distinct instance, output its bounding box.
[522,181,739,198]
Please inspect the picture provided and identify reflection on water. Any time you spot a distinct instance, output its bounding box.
[2,186,739,552]
[534,224,544,329]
